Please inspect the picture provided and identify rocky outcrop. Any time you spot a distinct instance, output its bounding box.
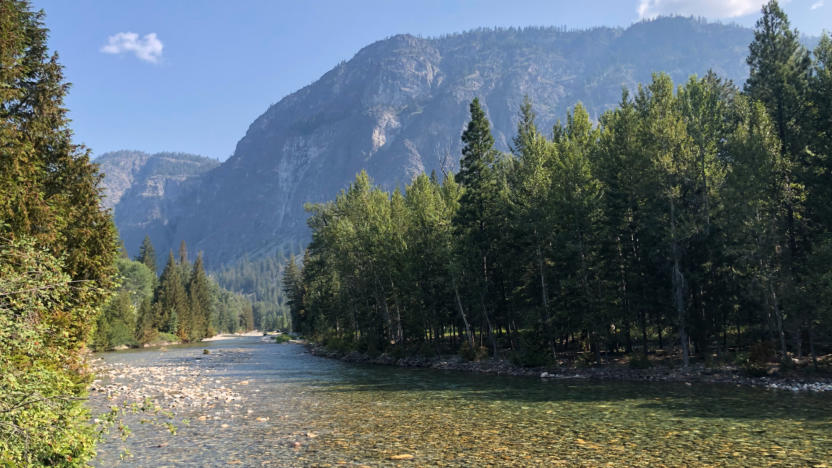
[96,151,218,258]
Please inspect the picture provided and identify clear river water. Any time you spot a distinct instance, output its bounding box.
[90,337,832,467]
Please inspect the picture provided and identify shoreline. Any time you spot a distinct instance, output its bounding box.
[308,344,832,392]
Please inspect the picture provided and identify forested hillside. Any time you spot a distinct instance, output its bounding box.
[288,3,832,369]
[91,237,259,352]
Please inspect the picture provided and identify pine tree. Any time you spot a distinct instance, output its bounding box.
[137,235,157,274]
[745,0,812,359]
[283,254,304,333]
[0,0,117,347]
[135,295,155,344]
[0,2,117,462]
[455,98,500,357]
[188,253,212,340]
[745,0,811,158]
[154,251,188,335]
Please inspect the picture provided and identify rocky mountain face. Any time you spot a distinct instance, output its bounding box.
[103,17,756,265]
[96,151,218,254]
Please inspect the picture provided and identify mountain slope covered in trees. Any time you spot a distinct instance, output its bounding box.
[105,17,760,266]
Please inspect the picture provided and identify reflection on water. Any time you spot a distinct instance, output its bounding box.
[91,337,832,467]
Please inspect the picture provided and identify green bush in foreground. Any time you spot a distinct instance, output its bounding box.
[0,239,101,466]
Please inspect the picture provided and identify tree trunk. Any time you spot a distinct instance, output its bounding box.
[671,198,690,368]
[452,277,474,349]
[768,281,788,361]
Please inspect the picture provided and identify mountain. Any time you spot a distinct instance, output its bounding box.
[96,151,219,255]
[105,17,757,265]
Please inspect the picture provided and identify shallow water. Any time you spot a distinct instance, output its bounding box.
[91,337,832,467]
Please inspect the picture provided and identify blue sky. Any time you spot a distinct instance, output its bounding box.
[32,0,830,161]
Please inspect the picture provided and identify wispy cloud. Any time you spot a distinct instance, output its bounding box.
[637,0,767,19]
[101,32,163,63]
[810,0,824,10]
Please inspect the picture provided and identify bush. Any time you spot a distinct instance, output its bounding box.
[0,239,103,466]
[273,334,291,344]
[509,347,551,368]
[323,335,355,354]
[459,341,489,361]
[628,354,653,369]
[155,332,180,345]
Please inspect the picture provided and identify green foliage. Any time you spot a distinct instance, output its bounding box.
[136,235,157,275]
[215,253,292,331]
[291,2,832,368]
[0,1,118,463]
[272,334,291,344]
[0,238,101,466]
[458,342,489,362]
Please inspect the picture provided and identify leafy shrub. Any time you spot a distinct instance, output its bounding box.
[0,238,104,466]
[324,335,355,354]
[509,347,551,367]
[458,341,489,361]
[628,354,653,369]
[273,334,291,344]
[155,332,180,345]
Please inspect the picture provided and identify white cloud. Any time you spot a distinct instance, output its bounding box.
[101,32,163,63]
[637,0,767,19]
[810,0,824,10]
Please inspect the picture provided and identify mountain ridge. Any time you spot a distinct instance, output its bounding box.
[103,17,762,265]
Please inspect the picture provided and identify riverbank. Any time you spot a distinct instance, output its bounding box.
[308,344,832,392]
[89,336,832,466]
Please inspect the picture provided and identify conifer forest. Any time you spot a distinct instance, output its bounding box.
[2,0,832,466]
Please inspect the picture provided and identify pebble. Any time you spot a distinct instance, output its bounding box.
[88,353,245,412]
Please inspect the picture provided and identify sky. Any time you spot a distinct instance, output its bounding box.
[32,0,830,161]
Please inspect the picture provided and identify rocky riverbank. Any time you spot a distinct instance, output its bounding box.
[88,348,249,411]
[309,345,832,392]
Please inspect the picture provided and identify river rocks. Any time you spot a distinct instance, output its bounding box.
[89,353,245,411]
[308,344,832,392]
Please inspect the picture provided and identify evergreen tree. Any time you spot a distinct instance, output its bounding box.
[745,0,811,158]
[154,251,188,335]
[0,2,117,462]
[134,295,155,344]
[455,97,501,356]
[137,235,157,274]
[745,0,812,359]
[188,253,213,340]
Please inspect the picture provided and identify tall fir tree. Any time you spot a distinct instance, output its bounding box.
[455,97,500,356]
[0,1,117,463]
[137,235,157,274]
[188,253,213,340]
[154,251,188,335]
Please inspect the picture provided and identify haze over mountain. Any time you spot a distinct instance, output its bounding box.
[103,17,757,265]
[96,150,218,258]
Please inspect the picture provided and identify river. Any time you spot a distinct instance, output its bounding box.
[90,336,832,467]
